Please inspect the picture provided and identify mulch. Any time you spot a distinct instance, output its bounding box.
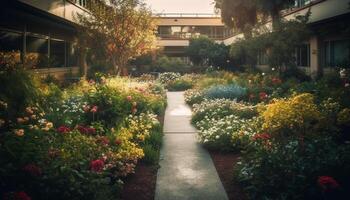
[120,163,159,200]
[209,151,248,200]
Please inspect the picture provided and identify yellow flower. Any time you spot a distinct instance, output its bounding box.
[46,122,53,129]
[42,127,50,131]
[14,129,25,136]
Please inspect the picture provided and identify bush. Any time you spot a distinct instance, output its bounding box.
[158,72,181,84]
[260,93,322,138]
[167,79,193,91]
[204,84,247,100]
[184,89,205,106]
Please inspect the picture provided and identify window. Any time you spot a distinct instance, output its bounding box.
[26,34,49,69]
[0,30,22,63]
[258,50,268,65]
[294,0,311,8]
[50,39,65,68]
[296,44,310,67]
[76,0,87,7]
[324,40,350,67]
[66,42,78,67]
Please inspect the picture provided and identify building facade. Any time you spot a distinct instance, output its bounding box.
[223,0,350,78]
[155,13,234,58]
[0,0,90,79]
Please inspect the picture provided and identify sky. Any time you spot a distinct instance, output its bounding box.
[143,0,216,14]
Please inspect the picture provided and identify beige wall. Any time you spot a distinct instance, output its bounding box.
[18,0,88,24]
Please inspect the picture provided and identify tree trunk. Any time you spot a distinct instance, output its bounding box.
[78,47,88,79]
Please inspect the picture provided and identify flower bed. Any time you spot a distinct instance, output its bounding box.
[184,70,350,199]
[0,69,166,200]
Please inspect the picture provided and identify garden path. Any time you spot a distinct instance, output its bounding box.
[155,92,228,200]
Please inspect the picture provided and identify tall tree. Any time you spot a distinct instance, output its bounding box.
[215,0,295,33]
[77,0,156,75]
[215,0,257,38]
[255,0,295,29]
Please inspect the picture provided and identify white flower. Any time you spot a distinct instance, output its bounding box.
[262,73,265,76]
[215,135,220,139]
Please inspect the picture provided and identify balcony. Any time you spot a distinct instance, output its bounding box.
[18,0,90,24]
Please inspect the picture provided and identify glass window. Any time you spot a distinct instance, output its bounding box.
[50,39,65,68]
[296,44,310,67]
[258,50,268,65]
[0,30,22,64]
[324,40,350,67]
[26,34,48,69]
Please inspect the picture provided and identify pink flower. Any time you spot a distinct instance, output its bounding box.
[23,164,42,176]
[126,96,132,101]
[90,106,98,113]
[87,127,96,135]
[90,159,104,172]
[132,108,137,114]
[318,176,340,191]
[57,126,71,134]
[77,125,88,134]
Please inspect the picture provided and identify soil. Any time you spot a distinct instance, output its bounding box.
[209,151,248,200]
[120,163,159,200]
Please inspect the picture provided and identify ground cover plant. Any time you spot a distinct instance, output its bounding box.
[0,64,166,200]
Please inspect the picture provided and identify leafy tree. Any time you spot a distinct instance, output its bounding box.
[215,0,295,33]
[77,0,156,75]
[185,36,231,70]
[186,36,214,66]
[215,0,257,38]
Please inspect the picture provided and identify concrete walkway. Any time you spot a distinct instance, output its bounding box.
[155,92,228,200]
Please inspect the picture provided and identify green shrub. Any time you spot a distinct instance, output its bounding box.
[204,84,247,100]
[142,144,159,165]
[167,79,193,91]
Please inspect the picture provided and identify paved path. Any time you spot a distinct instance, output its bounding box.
[155,92,228,200]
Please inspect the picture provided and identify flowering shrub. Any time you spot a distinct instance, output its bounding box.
[0,72,166,200]
[184,89,205,106]
[196,115,254,151]
[260,93,322,137]
[158,72,181,84]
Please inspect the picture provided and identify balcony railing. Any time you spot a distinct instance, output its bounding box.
[155,13,220,18]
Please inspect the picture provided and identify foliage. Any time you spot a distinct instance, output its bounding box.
[167,79,193,91]
[154,56,191,73]
[77,0,156,74]
[185,36,231,69]
[204,84,247,100]
[0,72,166,200]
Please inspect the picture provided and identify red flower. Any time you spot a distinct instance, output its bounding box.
[4,191,32,200]
[57,126,71,134]
[87,127,96,135]
[99,137,110,146]
[252,133,271,141]
[126,96,132,101]
[90,159,104,172]
[90,105,98,113]
[77,125,88,134]
[115,139,122,145]
[259,92,268,100]
[23,164,42,176]
[77,125,96,135]
[318,176,340,191]
[271,77,282,85]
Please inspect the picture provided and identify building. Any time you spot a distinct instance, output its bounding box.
[222,0,350,78]
[0,0,90,79]
[155,13,234,58]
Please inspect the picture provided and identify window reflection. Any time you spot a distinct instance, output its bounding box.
[0,30,22,63]
[26,35,48,69]
[50,39,65,68]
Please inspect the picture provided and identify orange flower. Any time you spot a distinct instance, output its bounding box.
[14,129,25,136]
